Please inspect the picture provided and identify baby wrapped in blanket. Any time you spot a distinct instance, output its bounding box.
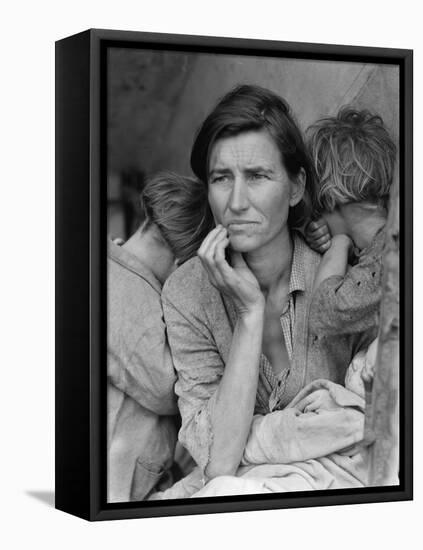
[152,339,380,499]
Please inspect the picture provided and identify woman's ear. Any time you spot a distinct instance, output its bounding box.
[289,167,306,207]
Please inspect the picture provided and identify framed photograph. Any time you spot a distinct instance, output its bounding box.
[55,28,413,521]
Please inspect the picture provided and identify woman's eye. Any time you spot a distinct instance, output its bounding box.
[211,175,228,184]
[251,173,267,181]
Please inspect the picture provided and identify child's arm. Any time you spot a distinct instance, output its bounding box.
[312,234,353,292]
[309,231,384,337]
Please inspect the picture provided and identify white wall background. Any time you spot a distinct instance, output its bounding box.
[0,1,420,548]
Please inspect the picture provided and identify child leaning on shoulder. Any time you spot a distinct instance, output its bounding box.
[305,107,396,339]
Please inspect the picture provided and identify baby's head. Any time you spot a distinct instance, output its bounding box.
[307,107,396,215]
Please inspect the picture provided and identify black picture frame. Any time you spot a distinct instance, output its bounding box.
[55,28,413,521]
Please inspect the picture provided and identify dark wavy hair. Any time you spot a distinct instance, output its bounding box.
[190,84,317,229]
[140,171,213,264]
[307,107,397,212]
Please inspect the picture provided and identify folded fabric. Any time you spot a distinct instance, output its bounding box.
[153,380,370,500]
[242,379,365,466]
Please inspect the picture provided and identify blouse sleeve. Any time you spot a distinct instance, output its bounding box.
[309,236,384,336]
[161,293,224,474]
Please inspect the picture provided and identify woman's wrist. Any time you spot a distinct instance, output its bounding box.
[238,301,265,325]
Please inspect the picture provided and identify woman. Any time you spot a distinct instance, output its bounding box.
[107,171,212,502]
[161,85,376,491]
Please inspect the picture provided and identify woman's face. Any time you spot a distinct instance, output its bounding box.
[207,129,305,254]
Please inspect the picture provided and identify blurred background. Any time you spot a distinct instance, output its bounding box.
[107,47,399,239]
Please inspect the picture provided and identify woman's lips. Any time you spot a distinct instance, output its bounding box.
[226,220,258,226]
[226,221,259,231]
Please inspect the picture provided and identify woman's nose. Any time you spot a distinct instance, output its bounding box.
[228,178,249,212]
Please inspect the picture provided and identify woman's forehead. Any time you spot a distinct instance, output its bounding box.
[209,129,282,171]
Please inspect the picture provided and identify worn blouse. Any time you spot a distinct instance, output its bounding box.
[162,233,376,473]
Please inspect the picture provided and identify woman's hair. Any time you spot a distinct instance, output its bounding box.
[190,84,317,229]
[307,107,397,212]
[140,171,213,265]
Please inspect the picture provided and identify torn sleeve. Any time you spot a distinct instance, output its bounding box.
[309,251,383,336]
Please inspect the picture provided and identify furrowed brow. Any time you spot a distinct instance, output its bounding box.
[245,166,274,175]
[208,167,232,178]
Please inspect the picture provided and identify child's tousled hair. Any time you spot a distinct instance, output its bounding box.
[140,171,213,265]
[307,107,397,213]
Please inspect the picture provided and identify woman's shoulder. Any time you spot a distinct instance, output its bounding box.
[292,231,322,275]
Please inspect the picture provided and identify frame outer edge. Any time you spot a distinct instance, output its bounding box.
[56,28,413,521]
[89,28,103,521]
[55,29,92,520]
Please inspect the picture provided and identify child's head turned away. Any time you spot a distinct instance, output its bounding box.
[308,107,397,215]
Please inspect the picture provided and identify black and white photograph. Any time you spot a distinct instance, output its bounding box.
[4,0,422,544]
[105,41,405,505]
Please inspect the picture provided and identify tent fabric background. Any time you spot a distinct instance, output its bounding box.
[107,49,399,181]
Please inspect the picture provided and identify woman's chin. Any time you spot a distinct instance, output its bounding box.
[229,235,258,254]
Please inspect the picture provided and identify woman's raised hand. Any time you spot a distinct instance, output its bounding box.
[198,225,265,316]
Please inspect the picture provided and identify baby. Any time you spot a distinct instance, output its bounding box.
[305,107,397,340]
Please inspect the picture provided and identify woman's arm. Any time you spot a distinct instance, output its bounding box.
[196,226,265,479]
[162,226,265,479]
[205,308,264,478]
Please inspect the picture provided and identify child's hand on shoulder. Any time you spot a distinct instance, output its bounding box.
[305,218,332,254]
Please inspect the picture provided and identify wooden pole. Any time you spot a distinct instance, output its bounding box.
[365,167,400,486]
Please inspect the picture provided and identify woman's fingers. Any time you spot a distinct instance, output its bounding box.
[198,225,263,313]
[208,235,231,288]
[205,227,228,265]
[214,236,232,276]
[198,225,224,257]
[198,226,230,288]
[298,393,314,412]
[199,225,225,267]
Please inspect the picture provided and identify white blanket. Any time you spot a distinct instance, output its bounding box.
[151,378,372,499]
